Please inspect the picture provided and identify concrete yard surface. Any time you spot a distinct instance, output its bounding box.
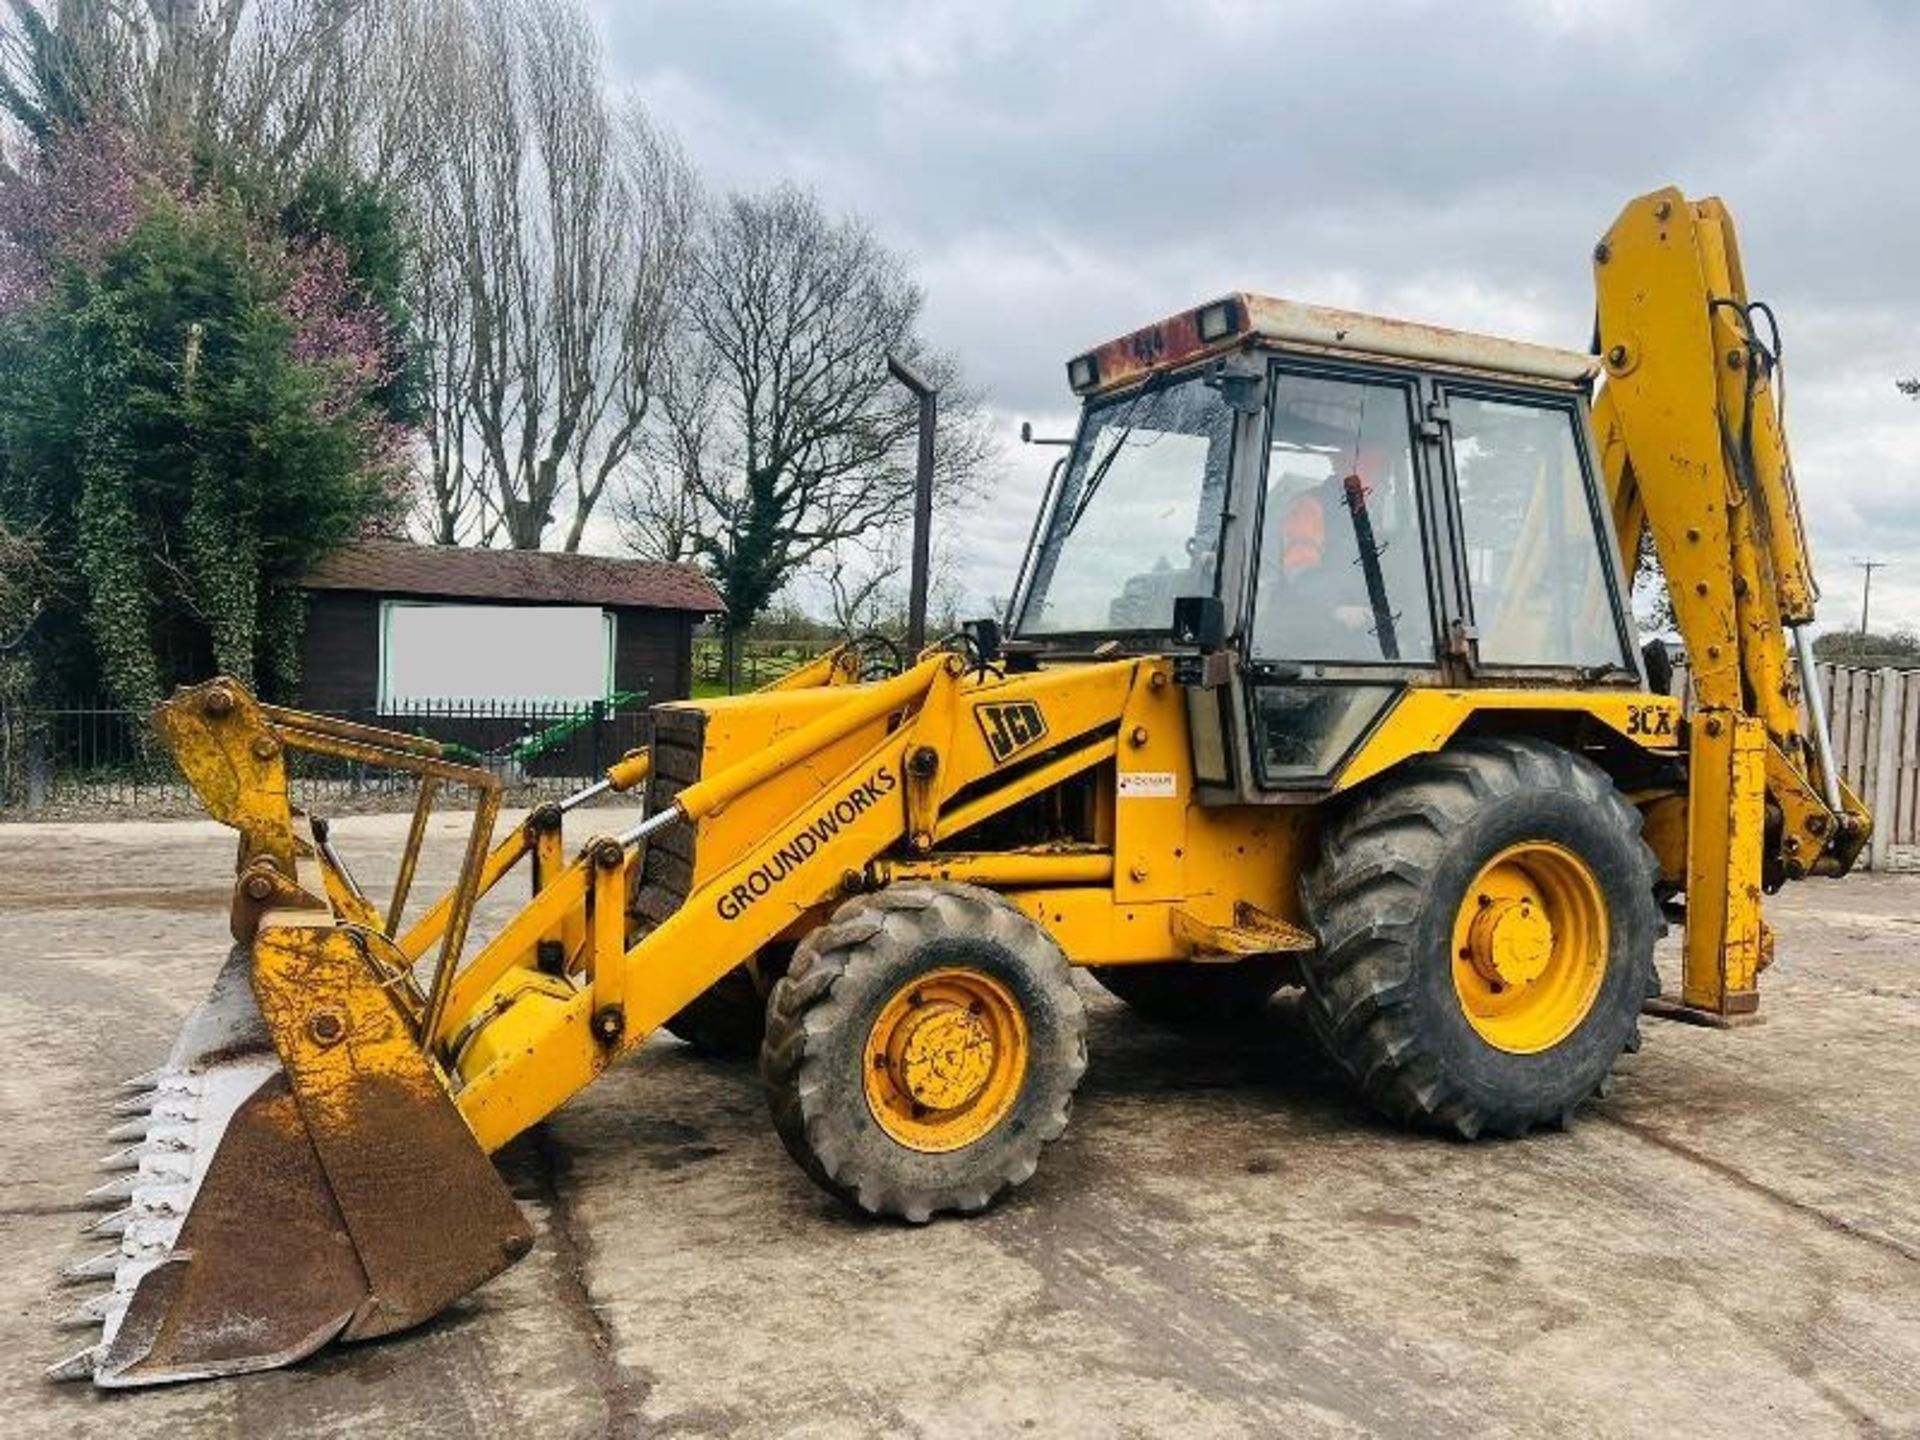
[0,810,1916,1438]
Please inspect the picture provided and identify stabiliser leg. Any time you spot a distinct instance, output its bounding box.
[1645,710,1767,1027]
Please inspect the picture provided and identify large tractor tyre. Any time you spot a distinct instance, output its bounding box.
[1087,956,1295,1029]
[761,882,1087,1222]
[660,948,792,1059]
[1299,736,1658,1139]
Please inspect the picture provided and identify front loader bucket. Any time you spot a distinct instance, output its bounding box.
[50,927,532,1388]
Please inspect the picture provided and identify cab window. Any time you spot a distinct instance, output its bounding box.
[1448,395,1629,669]
[1250,372,1433,665]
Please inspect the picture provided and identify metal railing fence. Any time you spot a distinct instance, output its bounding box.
[0,695,651,814]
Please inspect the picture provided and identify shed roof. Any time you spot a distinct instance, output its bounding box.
[305,540,724,613]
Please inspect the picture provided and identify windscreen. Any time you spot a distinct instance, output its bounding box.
[1016,372,1233,636]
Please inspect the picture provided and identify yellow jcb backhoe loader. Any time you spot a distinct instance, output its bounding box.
[50,188,1868,1386]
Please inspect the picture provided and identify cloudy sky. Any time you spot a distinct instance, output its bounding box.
[594,0,1920,631]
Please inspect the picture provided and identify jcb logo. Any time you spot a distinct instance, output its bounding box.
[976,701,1049,764]
[1626,704,1676,739]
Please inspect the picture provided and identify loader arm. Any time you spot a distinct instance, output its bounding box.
[51,644,879,1387]
[1591,188,1870,1017]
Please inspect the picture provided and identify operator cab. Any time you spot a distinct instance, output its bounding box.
[1004,295,1644,800]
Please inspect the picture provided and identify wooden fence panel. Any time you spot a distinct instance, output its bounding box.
[1664,659,1918,870]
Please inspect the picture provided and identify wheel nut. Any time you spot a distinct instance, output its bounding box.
[243,872,275,901]
[203,688,234,717]
[251,736,279,760]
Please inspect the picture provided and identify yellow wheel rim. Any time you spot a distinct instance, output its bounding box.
[862,968,1029,1153]
[1450,842,1608,1055]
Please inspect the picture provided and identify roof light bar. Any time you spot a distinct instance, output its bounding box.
[1195,298,1243,343]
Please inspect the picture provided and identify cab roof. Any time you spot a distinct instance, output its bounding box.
[1068,293,1600,397]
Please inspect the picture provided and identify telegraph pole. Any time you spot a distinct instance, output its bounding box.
[1856,559,1888,635]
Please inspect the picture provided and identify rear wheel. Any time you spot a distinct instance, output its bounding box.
[660,947,791,1059]
[761,882,1086,1221]
[1299,737,1657,1137]
[1088,955,1295,1028]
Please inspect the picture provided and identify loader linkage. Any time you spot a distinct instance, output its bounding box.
[47,677,657,1385]
[49,645,918,1386]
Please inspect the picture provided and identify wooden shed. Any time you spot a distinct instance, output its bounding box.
[298,540,723,714]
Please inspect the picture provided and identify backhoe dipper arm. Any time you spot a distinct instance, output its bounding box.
[1591,187,1869,1018]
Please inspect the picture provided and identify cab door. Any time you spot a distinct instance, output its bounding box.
[1215,360,1449,795]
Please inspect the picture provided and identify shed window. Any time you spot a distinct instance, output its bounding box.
[379,602,613,707]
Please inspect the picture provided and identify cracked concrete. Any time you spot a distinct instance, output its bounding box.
[1,810,1917,1437]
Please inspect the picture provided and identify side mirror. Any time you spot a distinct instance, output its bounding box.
[1171,595,1224,651]
[962,616,1002,666]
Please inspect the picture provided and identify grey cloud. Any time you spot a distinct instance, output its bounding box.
[596,0,1920,626]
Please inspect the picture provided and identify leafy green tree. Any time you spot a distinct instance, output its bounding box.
[280,170,422,426]
[0,176,402,709]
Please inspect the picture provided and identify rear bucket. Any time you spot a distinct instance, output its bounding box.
[50,928,533,1388]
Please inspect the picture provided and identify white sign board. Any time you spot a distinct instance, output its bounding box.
[379,602,613,707]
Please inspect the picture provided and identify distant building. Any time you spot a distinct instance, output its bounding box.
[298,540,723,713]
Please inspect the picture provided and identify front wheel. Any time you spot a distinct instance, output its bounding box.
[761,882,1086,1222]
[1300,737,1657,1138]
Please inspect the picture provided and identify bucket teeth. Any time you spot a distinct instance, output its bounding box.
[83,1176,137,1208]
[57,1294,113,1330]
[83,1207,132,1237]
[98,1148,143,1172]
[110,1092,157,1117]
[45,1346,99,1383]
[120,1070,162,1091]
[60,1252,122,1284]
[105,1120,148,1144]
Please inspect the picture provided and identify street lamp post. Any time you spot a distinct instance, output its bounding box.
[887,355,938,654]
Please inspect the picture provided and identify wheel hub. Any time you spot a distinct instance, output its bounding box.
[863,967,1029,1153]
[1466,895,1555,989]
[889,1001,996,1111]
[1450,842,1609,1055]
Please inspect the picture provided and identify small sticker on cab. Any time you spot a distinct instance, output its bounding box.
[1117,772,1178,797]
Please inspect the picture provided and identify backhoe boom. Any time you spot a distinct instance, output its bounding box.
[1592,187,1868,1016]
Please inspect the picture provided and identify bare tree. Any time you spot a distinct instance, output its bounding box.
[633,184,988,670]
[412,0,696,550]
[412,171,488,544]
[824,544,900,637]
[0,0,382,182]
[823,531,969,643]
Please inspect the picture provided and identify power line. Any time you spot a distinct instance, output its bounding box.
[1855,558,1889,635]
